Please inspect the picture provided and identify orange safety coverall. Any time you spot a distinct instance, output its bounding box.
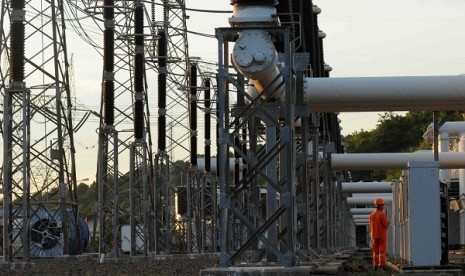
[369,209,389,268]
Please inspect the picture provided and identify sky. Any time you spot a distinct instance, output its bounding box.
[20,0,465,182]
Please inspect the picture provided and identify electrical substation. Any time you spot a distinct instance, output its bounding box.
[1,0,465,274]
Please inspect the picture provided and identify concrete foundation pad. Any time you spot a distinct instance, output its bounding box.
[388,261,462,275]
[200,265,316,276]
[312,260,345,275]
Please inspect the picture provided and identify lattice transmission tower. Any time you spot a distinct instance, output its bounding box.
[72,0,156,256]
[0,0,84,262]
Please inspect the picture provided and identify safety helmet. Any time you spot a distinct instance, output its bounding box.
[374,198,385,206]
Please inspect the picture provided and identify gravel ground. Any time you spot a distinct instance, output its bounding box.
[0,252,386,276]
[340,249,394,275]
[3,249,462,275]
[0,254,219,276]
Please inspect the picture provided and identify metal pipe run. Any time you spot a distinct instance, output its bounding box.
[350,208,375,214]
[346,196,392,205]
[304,75,465,112]
[331,151,465,170]
[352,214,369,220]
[439,121,465,135]
[197,158,242,174]
[341,182,391,193]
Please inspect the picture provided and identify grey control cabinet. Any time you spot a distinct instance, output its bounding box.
[402,161,441,266]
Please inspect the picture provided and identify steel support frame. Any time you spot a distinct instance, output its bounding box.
[187,168,201,253]
[201,173,218,252]
[217,27,296,267]
[310,114,321,252]
[2,86,31,261]
[129,141,150,256]
[154,152,173,253]
[97,127,119,256]
[293,52,311,257]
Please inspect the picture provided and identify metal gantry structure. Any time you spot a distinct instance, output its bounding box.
[154,0,191,254]
[1,0,81,261]
[0,0,356,267]
[80,0,156,256]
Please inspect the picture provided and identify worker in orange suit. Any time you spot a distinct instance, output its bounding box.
[369,197,389,270]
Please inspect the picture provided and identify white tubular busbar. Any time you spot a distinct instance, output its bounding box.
[196,158,241,173]
[439,122,465,135]
[341,182,391,193]
[352,214,369,220]
[304,75,465,112]
[350,208,375,214]
[346,196,392,206]
[331,152,465,170]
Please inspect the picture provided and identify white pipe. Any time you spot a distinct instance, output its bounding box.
[331,151,465,170]
[352,214,369,220]
[350,208,375,214]
[351,192,391,198]
[433,122,465,242]
[196,158,241,173]
[346,196,392,206]
[353,218,369,223]
[439,122,465,135]
[439,132,451,182]
[341,182,391,193]
[304,75,465,112]
[425,121,465,182]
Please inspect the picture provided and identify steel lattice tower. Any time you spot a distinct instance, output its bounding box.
[0,0,79,261]
[154,0,191,254]
[78,0,155,256]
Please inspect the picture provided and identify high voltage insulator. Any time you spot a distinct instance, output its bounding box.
[103,80,114,125]
[103,0,115,126]
[103,0,114,19]
[189,63,197,166]
[157,30,167,151]
[10,0,25,83]
[11,0,25,9]
[133,4,144,140]
[103,30,114,72]
[204,79,211,173]
[134,100,144,139]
